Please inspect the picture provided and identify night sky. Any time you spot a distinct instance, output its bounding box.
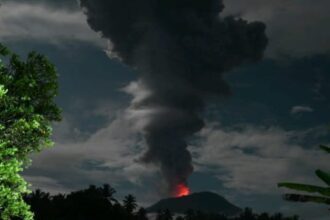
[1,0,330,219]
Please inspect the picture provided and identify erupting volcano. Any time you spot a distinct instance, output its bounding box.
[147,192,242,215]
[174,183,190,197]
[81,0,267,196]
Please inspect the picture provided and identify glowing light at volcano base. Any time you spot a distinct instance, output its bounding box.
[175,183,190,197]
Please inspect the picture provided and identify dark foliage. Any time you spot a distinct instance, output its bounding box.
[14,185,299,220]
[156,208,299,220]
[13,184,143,220]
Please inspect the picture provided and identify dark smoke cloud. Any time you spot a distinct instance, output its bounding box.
[80,0,267,195]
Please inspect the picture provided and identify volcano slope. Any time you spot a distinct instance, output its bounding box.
[147,191,242,216]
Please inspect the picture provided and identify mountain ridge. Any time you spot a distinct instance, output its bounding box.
[147,191,242,216]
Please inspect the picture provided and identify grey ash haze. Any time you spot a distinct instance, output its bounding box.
[80,0,267,195]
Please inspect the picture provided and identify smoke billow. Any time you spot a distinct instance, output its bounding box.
[80,0,267,195]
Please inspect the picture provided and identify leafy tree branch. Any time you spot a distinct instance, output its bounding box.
[0,43,61,220]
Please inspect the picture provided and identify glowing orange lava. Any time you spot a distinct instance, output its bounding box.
[175,183,190,197]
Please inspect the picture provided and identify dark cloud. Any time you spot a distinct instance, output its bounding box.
[223,0,330,57]
[80,0,267,195]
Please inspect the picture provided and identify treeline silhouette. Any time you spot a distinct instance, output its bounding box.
[159,208,300,220]
[15,185,299,220]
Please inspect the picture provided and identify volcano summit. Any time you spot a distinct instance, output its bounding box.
[147,191,242,216]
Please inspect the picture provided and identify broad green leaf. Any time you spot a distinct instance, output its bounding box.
[320,145,330,154]
[278,182,330,197]
[315,169,330,186]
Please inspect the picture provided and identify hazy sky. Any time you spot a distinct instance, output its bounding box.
[1,0,330,219]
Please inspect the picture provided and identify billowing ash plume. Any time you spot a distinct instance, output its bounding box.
[80,0,267,195]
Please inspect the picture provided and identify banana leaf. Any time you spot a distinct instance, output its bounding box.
[320,145,330,154]
[316,169,330,186]
[278,182,330,197]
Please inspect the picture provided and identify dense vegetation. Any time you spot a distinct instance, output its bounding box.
[17,185,300,220]
[0,44,61,219]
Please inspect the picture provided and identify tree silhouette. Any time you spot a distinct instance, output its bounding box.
[102,184,117,204]
[136,208,149,220]
[257,213,269,220]
[156,209,173,220]
[239,208,256,220]
[18,185,143,220]
[10,184,301,220]
[123,194,138,214]
[0,43,61,220]
[184,209,195,220]
[272,213,283,220]
[278,145,330,209]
